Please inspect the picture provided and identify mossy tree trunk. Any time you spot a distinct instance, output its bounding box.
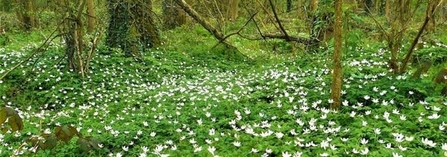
[86,0,95,33]
[162,0,186,29]
[331,0,343,110]
[297,0,304,19]
[106,0,159,57]
[286,0,292,12]
[227,0,239,21]
[15,0,36,30]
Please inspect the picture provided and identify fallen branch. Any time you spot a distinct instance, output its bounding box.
[174,0,231,48]
[211,12,258,49]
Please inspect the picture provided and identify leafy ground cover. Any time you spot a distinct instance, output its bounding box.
[1,28,447,157]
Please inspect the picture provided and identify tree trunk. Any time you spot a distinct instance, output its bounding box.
[297,0,304,19]
[131,0,160,49]
[15,0,36,30]
[374,0,381,14]
[385,0,390,22]
[174,0,225,40]
[286,0,292,12]
[174,0,242,57]
[106,0,159,57]
[163,0,186,29]
[227,0,239,21]
[331,0,343,110]
[86,0,95,33]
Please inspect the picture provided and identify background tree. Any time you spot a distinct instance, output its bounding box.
[162,0,186,29]
[227,0,240,21]
[106,0,159,57]
[331,0,343,110]
[86,0,95,33]
[15,0,36,30]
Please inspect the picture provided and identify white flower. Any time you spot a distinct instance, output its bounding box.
[276,132,284,139]
[251,148,259,153]
[159,154,169,157]
[122,146,129,152]
[428,113,440,119]
[374,128,381,134]
[320,152,329,157]
[392,152,402,157]
[350,111,356,117]
[194,146,202,152]
[392,109,400,114]
[150,132,156,137]
[342,100,349,106]
[405,136,414,141]
[320,140,329,150]
[153,145,163,154]
[233,141,241,147]
[209,128,215,136]
[441,143,447,150]
[360,138,368,145]
[293,151,302,157]
[189,138,196,144]
[422,138,436,147]
[282,151,292,157]
[399,115,406,120]
[398,145,407,151]
[207,146,216,154]
[362,121,368,126]
[171,145,177,150]
[141,146,149,152]
[360,147,369,155]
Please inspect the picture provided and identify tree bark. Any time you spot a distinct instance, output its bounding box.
[286,0,292,12]
[174,0,225,41]
[297,0,304,19]
[86,0,95,33]
[106,0,159,56]
[227,0,239,21]
[331,0,343,110]
[15,0,36,30]
[163,0,186,29]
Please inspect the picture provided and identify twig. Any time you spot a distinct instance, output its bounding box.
[211,12,258,49]
[400,0,444,74]
[268,0,289,39]
[1,28,61,80]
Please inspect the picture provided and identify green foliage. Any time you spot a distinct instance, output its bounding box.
[2,6,447,156]
[0,107,23,133]
[0,106,101,154]
[414,46,447,65]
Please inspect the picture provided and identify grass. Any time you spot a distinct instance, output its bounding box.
[1,23,447,157]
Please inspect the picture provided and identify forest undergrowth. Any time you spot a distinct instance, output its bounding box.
[0,26,447,156]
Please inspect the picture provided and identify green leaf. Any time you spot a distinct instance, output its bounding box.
[5,107,16,116]
[43,134,58,150]
[0,108,6,125]
[68,125,80,137]
[62,126,72,137]
[14,113,23,131]
[77,137,91,152]
[86,136,101,149]
[8,114,19,132]
[55,125,78,143]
